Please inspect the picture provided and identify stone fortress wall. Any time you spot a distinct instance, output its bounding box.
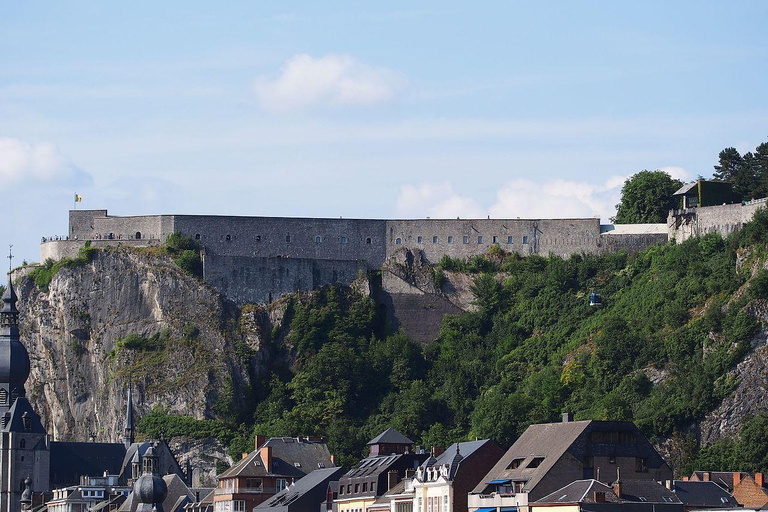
[668,198,767,243]
[42,209,673,306]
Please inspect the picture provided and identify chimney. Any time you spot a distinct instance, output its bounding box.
[562,412,573,423]
[703,472,710,482]
[387,470,399,490]
[242,453,248,460]
[756,473,764,487]
[432,446,445,457]
[405,469,416,479]
[593,491,605,503]
[683,476,689,481]
[613,480,621,499]
[330,454,336,466]
[260,445,272,472]
[255,434,266,450]
[665,480,672,490]
[297,435,303,443]
[733,472,741,488]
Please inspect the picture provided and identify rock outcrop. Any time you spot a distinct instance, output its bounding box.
[17,248,258,443]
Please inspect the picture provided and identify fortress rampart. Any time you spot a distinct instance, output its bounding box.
[42,210,671,308]
[667,198,767,243]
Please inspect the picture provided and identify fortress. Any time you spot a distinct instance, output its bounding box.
[35,202,764,340]
[41,210,669,303]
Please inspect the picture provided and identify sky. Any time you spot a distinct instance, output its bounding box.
[1,1,767,263]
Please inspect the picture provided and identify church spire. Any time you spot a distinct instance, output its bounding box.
[0,263,30,415]
[124,377,135,448]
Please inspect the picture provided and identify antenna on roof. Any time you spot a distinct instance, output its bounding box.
[7,245,12,273]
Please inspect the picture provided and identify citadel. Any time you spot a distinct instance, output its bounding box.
[40,187,764,310]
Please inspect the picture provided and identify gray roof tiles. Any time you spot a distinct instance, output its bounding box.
[367,428,414,446]
[219,438,334,479]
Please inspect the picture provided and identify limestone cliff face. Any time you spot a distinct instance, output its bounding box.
[17,248,258,443]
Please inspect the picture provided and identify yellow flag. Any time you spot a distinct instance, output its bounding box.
[75,194,82,203]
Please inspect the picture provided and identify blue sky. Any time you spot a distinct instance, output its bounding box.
[2,1,767,263]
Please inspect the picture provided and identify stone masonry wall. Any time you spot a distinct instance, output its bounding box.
[669,200,767,243]
[385,218,602,262]
[203,253,367,304]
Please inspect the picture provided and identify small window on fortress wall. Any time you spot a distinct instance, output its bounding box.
[256,235,262,242]
[447,236,453,243]
[340,236,348,243]
[493,236,498,244]
[286,234,291,243]
[477,236,483,244]
[396,238,402,244]
[315,236,322,243]
[507,236,513,244]
[366,237,372,244]
[463,236,469,244]
[432,236,438,243]
[417,236,422,244]
[522,236,528,244]
[226,234,231,241]
[195,234,201,240]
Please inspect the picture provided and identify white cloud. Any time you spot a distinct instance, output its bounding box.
[396,176,631,223]
[658,166,693,182]
[0,137,90,187]
[395,182,486,219]
[254,54,405,112]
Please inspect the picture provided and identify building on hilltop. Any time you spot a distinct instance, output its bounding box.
[214,435,335,512]
[673,180,739,210]
[40,210,668,342]
[468,414,673,510]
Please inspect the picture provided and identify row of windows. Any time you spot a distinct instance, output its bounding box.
[581,456,648,472]
[339,481,375,495]
[507,456,544,470]
[416,496,449,512]
[396,235,529,245]
[205,234,375,245]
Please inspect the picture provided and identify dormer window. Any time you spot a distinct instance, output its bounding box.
[526,457,544,468]
[507,458,525,470]
[21,411,31,431]
[0,389,7,406]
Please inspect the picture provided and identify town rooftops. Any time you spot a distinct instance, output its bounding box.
[473,420,670,496]
[218,437,333,480]
[253,467,345,512]
[536,479,680,504]
[367,428,414,446]
[50,441,127,488]
[419,440,491,481]
[672,480,738,507]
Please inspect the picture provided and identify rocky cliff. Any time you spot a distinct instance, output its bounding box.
[17,248,262,477]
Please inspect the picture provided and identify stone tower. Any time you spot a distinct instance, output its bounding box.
[0,276,50,512]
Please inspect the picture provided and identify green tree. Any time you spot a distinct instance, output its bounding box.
[614,170,683,224]
[713,147,744,182]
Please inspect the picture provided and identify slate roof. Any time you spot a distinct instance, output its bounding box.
[690,472,742,491]
[673,480,739,507]
[118,474,193,512]
[419,440,490,481]
[618,480,680,503]
[254,467,345,512]
[473,420,592,494]
[3,397,46,434]
[473,420,670,496]
[537,480,680,504]
[120,441,184,484]
[50,441,127,488]
[368,480,408,511]
[673,182,699,196]
[343,454,404,480]
[537,480,618,503]
[367,428,413,446]
[219,437,334,479]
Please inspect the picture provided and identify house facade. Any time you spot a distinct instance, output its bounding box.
[215,436,334,512]
[469,416,673,510]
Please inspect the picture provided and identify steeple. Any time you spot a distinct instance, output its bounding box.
[0,270,30,419]
[134,444,167,512]
[124,379,135,448]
